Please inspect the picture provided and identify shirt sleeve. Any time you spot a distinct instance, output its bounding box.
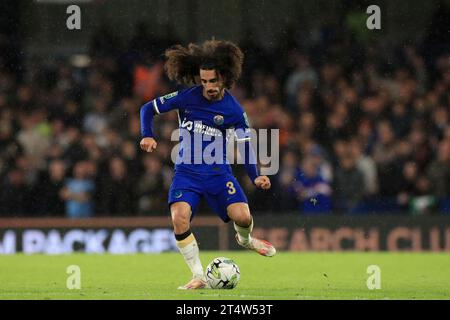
[152,90,183,114]
[234,110,252,142]
[234,108,259,183]
[140,90,183,138]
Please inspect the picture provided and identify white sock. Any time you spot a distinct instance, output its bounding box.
[176,233,203,279]
[234,218,254,244]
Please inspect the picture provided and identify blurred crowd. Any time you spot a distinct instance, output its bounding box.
[0,22,449,218]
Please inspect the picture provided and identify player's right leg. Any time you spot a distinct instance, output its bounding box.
[170,201,207,290]
[168,172,208,290]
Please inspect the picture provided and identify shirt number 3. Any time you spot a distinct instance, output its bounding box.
[226,181,236,195]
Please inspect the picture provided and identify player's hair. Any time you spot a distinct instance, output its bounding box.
[164,40,244,89]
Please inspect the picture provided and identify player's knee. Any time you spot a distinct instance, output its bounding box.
[172,213,189,228]
[228,203,252,226]
[170,204,190,229]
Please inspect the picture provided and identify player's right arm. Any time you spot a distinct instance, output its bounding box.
[139,90,183,153]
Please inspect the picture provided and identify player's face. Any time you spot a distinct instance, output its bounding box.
[200,69,224,101]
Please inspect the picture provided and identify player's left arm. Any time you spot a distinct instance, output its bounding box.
[254,175,271,190]
[234,110,271,190]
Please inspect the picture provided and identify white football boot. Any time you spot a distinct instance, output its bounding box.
[177,276,208,290]
[235,234,276,257]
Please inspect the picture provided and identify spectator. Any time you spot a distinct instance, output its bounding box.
[408,126,433,172]
[37,159,66,216]
[60,161,95,218]
[409,175,436,215]
[137,154,166,214]
[372,120,403,196]
[285,54,318,109]
[397,161,421,210]
[98,157,135,215]
[16,109,51,170]
[0,168,31,216]
[120,139,143,181]
[293,155,332,214]
[333,153,365,213]
[83,96,109,135]
[427,141,450,198]
[275,151,300,211]
[349,137,378,196]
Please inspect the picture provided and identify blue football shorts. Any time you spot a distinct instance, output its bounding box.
[168,171,248,222]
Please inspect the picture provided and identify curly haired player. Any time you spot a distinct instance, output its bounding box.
[140,40,276,290]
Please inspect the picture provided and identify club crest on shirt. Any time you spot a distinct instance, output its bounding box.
[214,115,224,126]
[173,190,183,199]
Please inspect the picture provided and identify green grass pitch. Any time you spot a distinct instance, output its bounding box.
[0,252,449,300]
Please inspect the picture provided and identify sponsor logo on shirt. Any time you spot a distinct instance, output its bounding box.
[180,119,223,137]
[160,91,178,104]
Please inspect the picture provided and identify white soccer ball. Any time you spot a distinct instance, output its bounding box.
[205,257,240,289]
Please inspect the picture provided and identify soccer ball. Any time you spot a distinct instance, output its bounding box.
[205,257,240,289]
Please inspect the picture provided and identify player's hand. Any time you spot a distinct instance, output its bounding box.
[140,137,157,152]
[254,176,271,190]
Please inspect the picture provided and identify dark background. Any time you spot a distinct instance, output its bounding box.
[0,0,449,218]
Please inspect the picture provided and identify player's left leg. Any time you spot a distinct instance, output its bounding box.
[204,174,276,257]
[227,203,276,257]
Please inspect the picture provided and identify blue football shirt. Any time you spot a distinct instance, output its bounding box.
[140,86,256,178]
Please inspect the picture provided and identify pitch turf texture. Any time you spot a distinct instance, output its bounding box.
[0,252,449,300]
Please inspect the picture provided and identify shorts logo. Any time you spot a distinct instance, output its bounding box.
[214,115,224,126]
[173,190,183,199]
